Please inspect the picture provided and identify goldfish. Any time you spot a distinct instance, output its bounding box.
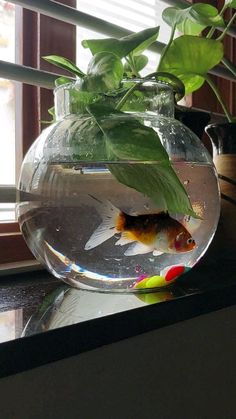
[85,198,197,257]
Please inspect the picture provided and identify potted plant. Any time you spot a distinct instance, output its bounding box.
[17,20,222,292]
[157,0,236,261]
[158,0,236,149]
[159,0,236,120]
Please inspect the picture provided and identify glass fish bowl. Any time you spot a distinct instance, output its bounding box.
[17,80,220,292]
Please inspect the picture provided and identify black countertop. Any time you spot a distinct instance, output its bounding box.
[1,240,236,379]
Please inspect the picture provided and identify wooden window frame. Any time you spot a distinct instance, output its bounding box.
[0,0,76,265]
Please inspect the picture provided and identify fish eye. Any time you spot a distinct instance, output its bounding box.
[187,238,195,245]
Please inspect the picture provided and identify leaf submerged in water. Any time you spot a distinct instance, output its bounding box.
[87,104,197,218]
[108,163,197,217]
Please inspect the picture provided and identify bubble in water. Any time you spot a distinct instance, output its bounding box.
[144,203,150,210]
[56,226,61,232]
[184,180,190,185]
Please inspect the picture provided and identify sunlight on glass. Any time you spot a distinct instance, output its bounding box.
[0,1,15,187]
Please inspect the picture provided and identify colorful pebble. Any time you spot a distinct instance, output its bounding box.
[165,265,185,282]
[133,265,191,289]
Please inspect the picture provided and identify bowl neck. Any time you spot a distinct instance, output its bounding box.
[54,80,175,120]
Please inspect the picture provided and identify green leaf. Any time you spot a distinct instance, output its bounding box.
[82,26,160,58]
[225,0,236,8]
[43,55,85,78]
[159,36,224,95]
[87,104,196,216]
[69,116,106,161]
[124,54,148,76]
[154,72,185,102]
[55,76,72,87]
[80,52,123,93]
[68,89,102,113]
[109,163,196,216]
[162,4,225,35]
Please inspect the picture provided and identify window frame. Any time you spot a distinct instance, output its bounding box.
[0,0,76,265]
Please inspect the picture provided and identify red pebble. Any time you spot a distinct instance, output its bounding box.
[165,266,185,282]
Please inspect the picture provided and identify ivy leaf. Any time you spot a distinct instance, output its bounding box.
[162,4,225,35]
[87,104,196,217]
[80,52,123,93]
[159,36,224,95]
[67,89,102,113]
[69,116,106,161]
[109,163,196,216]
[124,55,148,76]
[154,72,185,102]
[43,55,85,78]
[225,0,236,8]
[82,26,160,58]
[55,76,72,87]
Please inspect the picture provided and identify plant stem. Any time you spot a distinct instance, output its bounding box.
[115,82,141,110]
[86,107,106,135]
[130,54,140,77]
[157,24,176,70]
[205,74,234,122]
[115,71,164,111]
[217,12,236,41]
[206,3,227,39]
[222,56,236,77]
[125,55,139,77]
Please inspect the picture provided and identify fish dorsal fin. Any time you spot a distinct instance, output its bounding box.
[85,200,120,250]
[124,242,153,256]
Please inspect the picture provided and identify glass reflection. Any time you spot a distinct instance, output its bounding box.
[22,286,175,336]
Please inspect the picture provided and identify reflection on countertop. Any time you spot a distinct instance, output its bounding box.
[0,271,179,342]
[1,257,236,344]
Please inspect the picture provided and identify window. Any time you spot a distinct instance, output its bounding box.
[0,0,235,267]
[76,0,170,74]
[0,1,15,222]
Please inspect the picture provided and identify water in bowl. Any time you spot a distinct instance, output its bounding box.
[17,161,220,292]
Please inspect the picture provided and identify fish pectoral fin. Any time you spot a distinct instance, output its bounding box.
[84,199,120,250]
[153,249,164,256]
[124,242,153,257]
[115,233,134,246]
[84,224,116,250]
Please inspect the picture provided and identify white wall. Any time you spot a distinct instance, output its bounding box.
[0,305,236,419]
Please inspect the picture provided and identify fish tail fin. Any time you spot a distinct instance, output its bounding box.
[84,199,121,251]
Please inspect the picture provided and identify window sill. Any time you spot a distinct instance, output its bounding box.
[0,246,236,379]
[0,259,43,276]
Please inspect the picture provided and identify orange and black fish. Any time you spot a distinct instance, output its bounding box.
[85,199,197,256]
